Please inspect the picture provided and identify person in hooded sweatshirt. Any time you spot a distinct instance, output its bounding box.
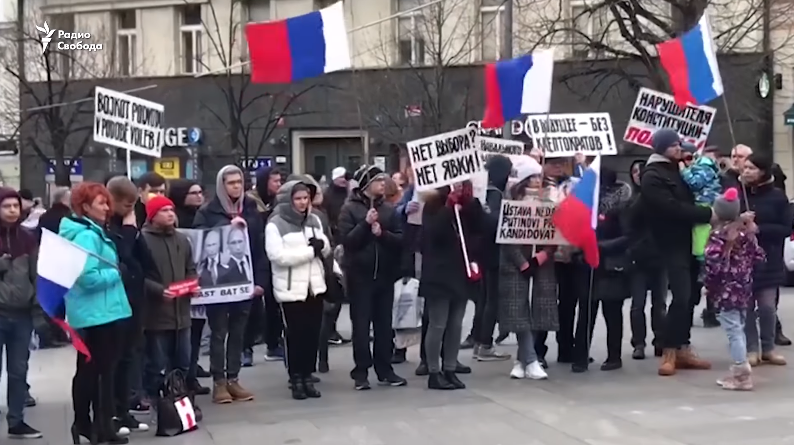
[0,188,43,439]
[167,179,211,393]
[266,180,332,400]
[140,196,201,413]
[465,155,513,361]
[246,166,285,363]
[194,165,267,404]
[338,165,406,390]
[105,176,155,435]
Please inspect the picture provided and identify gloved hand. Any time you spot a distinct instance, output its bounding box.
[308,237,325,257]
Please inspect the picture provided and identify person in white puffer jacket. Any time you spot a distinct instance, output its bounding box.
[265,179,331,400]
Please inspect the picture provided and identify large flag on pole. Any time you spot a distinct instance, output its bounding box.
[36,229,92,360]
[552,156,601,268]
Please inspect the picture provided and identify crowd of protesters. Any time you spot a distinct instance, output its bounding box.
[1,128,793,440]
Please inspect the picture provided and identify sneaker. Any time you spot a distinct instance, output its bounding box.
[328,331,349,345]
[354,377,371,390]
[227,379,254,401]
[111,419,130,436]
[264,346,285,361]
[117,414,149,432]
[242,348,254,367]
[128,399,150,415]
[460,335,476,350]
[509,361,525,379]
[475,345,511,362]
[8,422,43,439]
[391,348,407,364]
[378,373,407,387]
[526,361,548,380]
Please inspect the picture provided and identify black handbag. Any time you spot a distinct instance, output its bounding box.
[155,370,199,437]
[594,256,632,302]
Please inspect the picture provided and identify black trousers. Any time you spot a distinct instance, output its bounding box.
[112,318,141,418]
[281,296,323,376]
[555,262,591,361]
[348,278,394,380]
[318,301,341,366]
[188,318,205,381]
[73,321,123,433]
[661,257,694,349]
[470,266,498,346]
[419,298,450,363]
[264,292,283,350]
[243,296,265,350]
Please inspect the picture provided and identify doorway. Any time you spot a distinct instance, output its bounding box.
[303,137,364,180]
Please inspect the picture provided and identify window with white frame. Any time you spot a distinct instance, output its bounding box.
[570,3,607,59]
[397,0,425,65]
[116,10,137,76]
[46,13,75,77]
[481,0,506,61]
[181,4,203,74]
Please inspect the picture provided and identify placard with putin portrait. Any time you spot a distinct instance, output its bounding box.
[177,225,254,305]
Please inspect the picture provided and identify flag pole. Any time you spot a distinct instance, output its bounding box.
[194,0,443,79]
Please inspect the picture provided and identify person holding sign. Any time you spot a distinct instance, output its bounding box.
[337,165,407,391]
[420,182,487,390]
[193,165,266,404]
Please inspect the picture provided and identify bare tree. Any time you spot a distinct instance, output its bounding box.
[515,0,793,105]
[2,20,138,186]
[196,0,322,164]
[354,0,487,142]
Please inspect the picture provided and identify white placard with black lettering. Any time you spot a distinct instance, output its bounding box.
[526,113,616,158]
[495,199,570,245]
[623,87,716,150]
[94,86,165,158]
[407,127,483,192]
[179,225,255,305]
[471,136,527,203]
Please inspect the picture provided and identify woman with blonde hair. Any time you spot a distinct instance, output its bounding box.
[384,176,403,205]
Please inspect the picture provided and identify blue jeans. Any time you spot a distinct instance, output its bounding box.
[718,309,747,364]
[515,330,538,366]
[745,287,777,354]
[144,328,191,399]
[0,314,33,427]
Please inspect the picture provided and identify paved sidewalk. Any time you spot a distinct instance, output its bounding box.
[5,293,794,445]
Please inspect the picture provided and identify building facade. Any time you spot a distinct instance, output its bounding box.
[7,0,794,194]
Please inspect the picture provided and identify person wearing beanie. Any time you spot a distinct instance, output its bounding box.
[139,195,201,406]
[338,164,407,390]
[737,153,791,367]
[324,166,351,242]
[703,187,766,390]
[194,165,266,404]
[640,128,714,376]
[104,175,155,433]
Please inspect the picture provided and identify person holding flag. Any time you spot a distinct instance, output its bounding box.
[639,129,714,376]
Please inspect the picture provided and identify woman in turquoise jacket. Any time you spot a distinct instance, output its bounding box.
[59,182,131,445]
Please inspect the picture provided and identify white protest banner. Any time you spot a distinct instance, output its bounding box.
[94,86,165,157]
[623,87,716,150]
[471,136,528,203]
[407,127,483,192]
[526,113,616,158]
[495,199,570,246]
[179,225,255,305]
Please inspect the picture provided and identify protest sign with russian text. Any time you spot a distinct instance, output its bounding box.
[526,113,616,158]
[407,127,483,192]
[623,87,716,150]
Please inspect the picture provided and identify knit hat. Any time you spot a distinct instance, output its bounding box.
[331,166,346,181]
[513,157,543,184]
[353,165,386,191]
[651,129,681,154]
[146,195,175,221]
[681,141,697,154]
[713,188,740,222]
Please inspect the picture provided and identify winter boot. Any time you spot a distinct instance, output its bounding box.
[676,346,711,370]
[658,349,677,376]
[719,363,753,390]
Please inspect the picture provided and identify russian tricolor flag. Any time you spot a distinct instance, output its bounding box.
[552,156,601,268]
[656,14,724,107]
[36,229,91,360]
[482,49,554,129]
[245,1,351,84]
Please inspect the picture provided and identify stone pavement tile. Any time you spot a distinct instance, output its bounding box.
[663,417,794,445]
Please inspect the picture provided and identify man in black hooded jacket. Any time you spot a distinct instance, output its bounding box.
[338,165,406,390]
[463,155,513,362]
